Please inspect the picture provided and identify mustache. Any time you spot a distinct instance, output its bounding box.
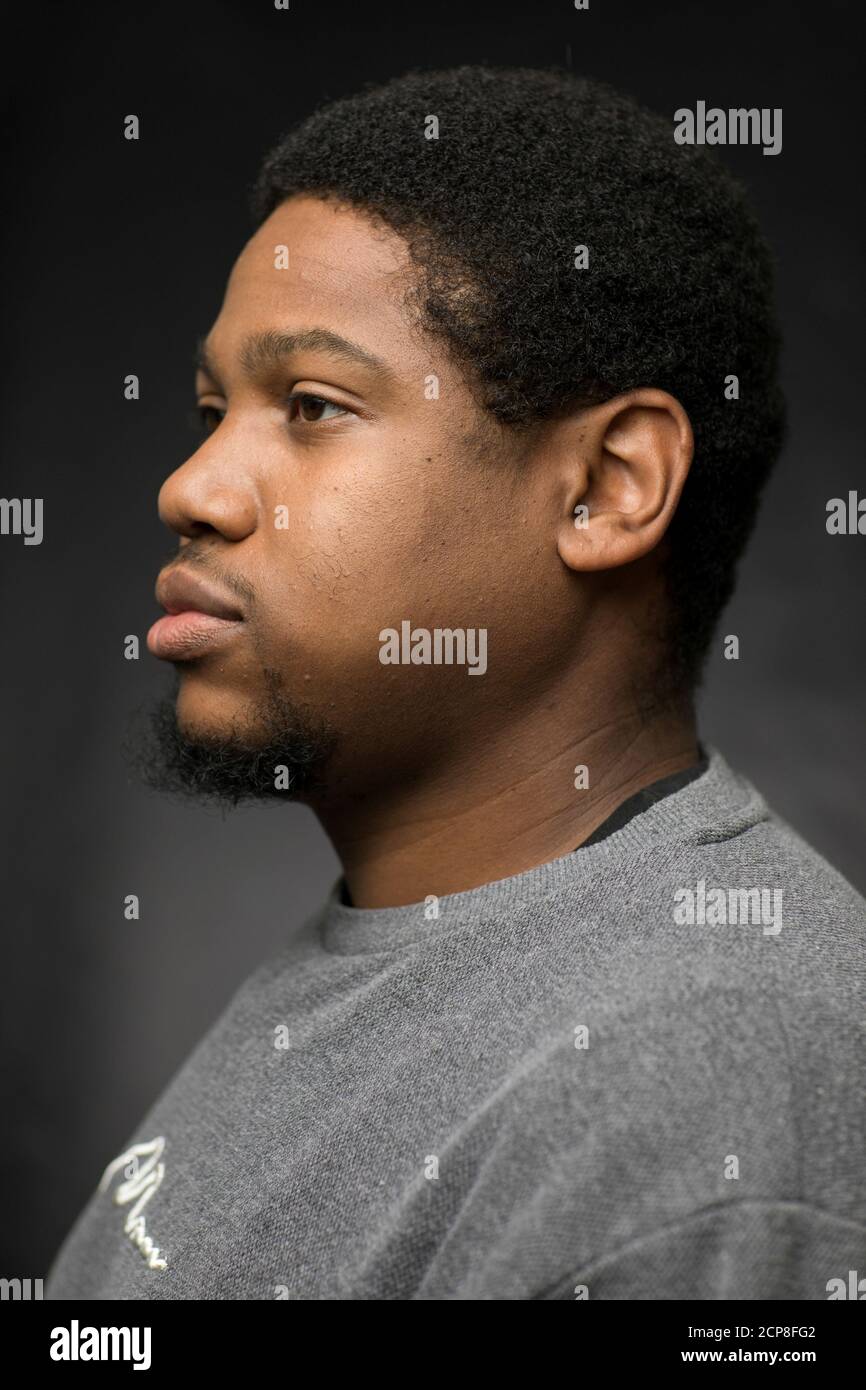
[160,544,257,613]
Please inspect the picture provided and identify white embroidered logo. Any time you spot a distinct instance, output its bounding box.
[98,1136,169,1270]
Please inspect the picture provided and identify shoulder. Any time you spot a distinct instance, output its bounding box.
[451,817,866,1297]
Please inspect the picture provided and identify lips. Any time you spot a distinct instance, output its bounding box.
[155,567,244,621]
[147,566,245,661]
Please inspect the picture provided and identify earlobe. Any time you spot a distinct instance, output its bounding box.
[556,389,694,573]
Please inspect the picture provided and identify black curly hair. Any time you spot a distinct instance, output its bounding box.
[252,65,786,694]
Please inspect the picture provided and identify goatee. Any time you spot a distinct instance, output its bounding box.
[127,671,337,808]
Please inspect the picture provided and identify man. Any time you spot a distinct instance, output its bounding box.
[46,66,864,1300]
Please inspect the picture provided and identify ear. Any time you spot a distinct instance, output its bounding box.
[554,389,694,572]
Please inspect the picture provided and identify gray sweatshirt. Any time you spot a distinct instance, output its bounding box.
[44,747,866,1300]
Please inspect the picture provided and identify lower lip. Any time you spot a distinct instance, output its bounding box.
[147,611,244,660]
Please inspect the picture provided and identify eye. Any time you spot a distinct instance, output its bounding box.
[196,404,225,436]
[287,393,348,424]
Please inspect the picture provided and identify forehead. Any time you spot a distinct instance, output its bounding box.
[209,194,420,367]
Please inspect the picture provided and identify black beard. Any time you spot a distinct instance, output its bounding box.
[127,671,337,808]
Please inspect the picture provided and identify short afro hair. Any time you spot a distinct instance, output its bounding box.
[252,65,786,693]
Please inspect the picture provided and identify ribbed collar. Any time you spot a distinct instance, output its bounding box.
[319,745,770,955]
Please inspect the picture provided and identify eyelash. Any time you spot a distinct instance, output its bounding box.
[194,393,350,437]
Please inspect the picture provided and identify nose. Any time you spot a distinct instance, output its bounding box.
[157,433,258,543]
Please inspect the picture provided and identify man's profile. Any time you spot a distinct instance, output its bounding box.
[44,66,865,1300]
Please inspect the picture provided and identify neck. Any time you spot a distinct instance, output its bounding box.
[315,685,699,909]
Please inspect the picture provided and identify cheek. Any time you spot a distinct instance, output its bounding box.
[245,481,427,685]
[274,448,447,601]
[253,436,509,672]
[330,480,490,625]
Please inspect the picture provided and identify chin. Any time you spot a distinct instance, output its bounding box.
[174,677,256,743]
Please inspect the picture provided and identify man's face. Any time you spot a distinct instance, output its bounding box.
[148,195,572,801]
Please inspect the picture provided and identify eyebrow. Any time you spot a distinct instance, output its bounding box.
[195,328,396,385]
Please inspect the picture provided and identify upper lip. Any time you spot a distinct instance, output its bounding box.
[155,567,244,621]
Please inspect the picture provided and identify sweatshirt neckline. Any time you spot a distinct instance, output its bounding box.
[318,745,769,956]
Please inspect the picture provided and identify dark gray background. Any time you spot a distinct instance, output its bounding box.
[2,0,863,1275]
